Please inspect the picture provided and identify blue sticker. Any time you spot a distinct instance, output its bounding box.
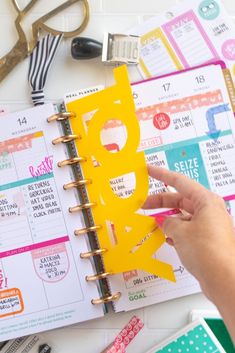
[166,144,209,189]
[198,0,220,20]
[206,104,231,140]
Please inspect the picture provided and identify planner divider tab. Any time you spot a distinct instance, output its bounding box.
[223,68,235,112]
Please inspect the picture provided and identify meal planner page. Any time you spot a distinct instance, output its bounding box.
[0,104,103,341]
[105,63,235,311]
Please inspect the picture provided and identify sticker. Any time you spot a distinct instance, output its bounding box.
[153,113,171,130]
[162,10,218,68]
[0,132,43,155]
[198,0,220,21]
[222,39,235,61]
[135,90,223,121]
[106,316,144,353]
[165,143,210,188]
[0,288,24,318]
[140,28,182,78]
[32,243,70,283]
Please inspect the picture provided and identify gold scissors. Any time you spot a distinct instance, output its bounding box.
[0,0,89,82]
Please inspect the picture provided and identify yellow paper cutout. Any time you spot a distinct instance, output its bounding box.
[67,65,175,282]
[140,28,183,78]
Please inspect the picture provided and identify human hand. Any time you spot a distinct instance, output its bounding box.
[144,165,235,298]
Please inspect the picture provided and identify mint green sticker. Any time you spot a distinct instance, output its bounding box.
[198,1,220,20]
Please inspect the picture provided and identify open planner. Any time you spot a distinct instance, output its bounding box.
[0,62,235,341]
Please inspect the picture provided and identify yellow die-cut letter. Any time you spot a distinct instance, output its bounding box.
[67,65,175,282]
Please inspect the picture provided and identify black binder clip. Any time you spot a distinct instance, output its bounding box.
[38,343,52,353]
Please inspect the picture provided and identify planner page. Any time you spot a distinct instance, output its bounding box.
[130,0,235,83]
[105,63,235,311]
[0,104,104,342]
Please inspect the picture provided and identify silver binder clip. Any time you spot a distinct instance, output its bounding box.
[102,33,140,65]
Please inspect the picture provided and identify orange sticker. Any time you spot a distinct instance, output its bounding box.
[0,288,24,318]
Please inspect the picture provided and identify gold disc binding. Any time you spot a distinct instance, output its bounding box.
[69,202,96,213]
[63,179,92,190]
[47,112,76,123]
[58,157,87,167]
[86,272,112,281]
[80,248,107,259]
[52,134,80,145]
[74,225,102,236]
[91,292,121,305]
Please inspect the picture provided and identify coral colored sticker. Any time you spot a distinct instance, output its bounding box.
[32,243,69,283]
[222,39,235,60]
[0,288,24,318]
[106,316,144,353]
[153,113,170,130]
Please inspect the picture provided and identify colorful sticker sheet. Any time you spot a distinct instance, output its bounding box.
[103,62,235,312]
[0,104,104,342]
[130,0,235,81]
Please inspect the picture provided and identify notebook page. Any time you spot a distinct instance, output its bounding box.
[106,63,235,312]
[0,104,103,342]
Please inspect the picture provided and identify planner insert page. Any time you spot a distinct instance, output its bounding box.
[100,63,235,312]
[0,104,104,342]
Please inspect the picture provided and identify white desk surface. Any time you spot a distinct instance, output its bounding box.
[0,0,234,352]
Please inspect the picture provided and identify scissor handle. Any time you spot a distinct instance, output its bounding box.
[31,0,90,50]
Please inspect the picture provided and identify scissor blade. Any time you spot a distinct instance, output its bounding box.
[0,40,28,83]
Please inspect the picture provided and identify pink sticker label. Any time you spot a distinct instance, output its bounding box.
[32,243,70,283]
[162,10,218,68]
[123,270,138,282]
[222,39,235,60]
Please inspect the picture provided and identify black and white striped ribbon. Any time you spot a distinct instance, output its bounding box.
[28,34,63,106]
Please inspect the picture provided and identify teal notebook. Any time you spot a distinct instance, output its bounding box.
[205,318,234,353]
[190,309,234,352]
[145,318,226,353]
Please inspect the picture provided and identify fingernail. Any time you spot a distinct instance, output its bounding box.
[166,237,174,246]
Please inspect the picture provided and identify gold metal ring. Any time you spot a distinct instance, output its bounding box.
[74,225,102,236]
[58,157,87,167]
[86,272,112,281]
[91,292,121,305]
[80,248,107,259]
[63,179,92,190]
[47,112,76,123]
[52,134,80,145]
[69,202,96,213]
